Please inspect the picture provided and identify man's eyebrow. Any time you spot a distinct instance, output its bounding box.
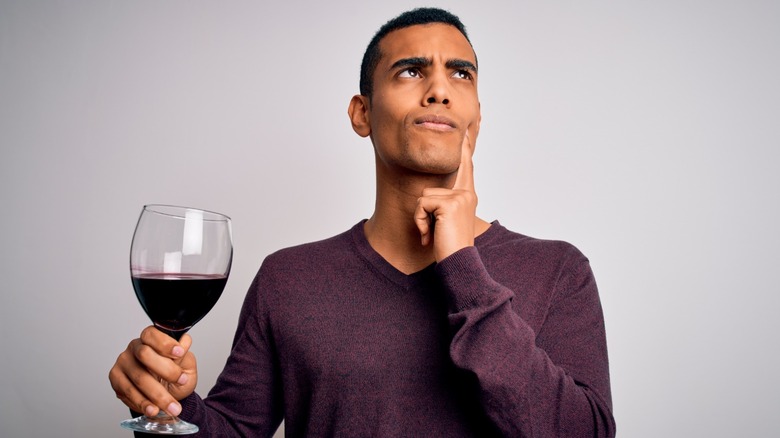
[389,57,432,71]
[388,57,478,74]
[446,59,478,73]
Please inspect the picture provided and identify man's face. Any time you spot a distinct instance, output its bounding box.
[366,23,481,177]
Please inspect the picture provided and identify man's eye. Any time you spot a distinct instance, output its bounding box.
[399,68,421,78]
[454,70,473,80]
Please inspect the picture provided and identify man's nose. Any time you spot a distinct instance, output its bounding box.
[422,73,451,106]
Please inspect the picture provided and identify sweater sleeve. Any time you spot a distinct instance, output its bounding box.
[177,267,284,437]
[437,246,616,437]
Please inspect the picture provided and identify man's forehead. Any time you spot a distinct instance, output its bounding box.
[377,23,476,65]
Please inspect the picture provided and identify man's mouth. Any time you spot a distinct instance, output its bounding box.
[414,114,457,131]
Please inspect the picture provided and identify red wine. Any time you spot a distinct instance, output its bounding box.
[132,273,227,340]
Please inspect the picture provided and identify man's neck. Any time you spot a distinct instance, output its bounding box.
[364,170,486,275]
[364,218,432,276]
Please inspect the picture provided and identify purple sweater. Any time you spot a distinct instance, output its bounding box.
[179,221,615,437]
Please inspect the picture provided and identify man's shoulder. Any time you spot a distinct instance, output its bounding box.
[261,223,360,268]
[482,221,588,265]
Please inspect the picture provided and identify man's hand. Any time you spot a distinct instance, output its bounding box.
[414,130,477,262]
[108,326,198,418]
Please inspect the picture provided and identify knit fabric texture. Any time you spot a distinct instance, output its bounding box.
[178,220,615,437]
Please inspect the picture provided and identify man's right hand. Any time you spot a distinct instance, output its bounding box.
[108,326,198,418]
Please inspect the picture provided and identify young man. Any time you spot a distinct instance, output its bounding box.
[110,8,616,436]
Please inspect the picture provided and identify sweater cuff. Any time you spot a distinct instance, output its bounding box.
[178,392,204,423]
[436,246,502,311]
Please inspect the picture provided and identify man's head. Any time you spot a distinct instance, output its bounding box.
[348,9,481,180]
[359,7,475,98]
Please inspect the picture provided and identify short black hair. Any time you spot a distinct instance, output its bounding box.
[359,7,474,98]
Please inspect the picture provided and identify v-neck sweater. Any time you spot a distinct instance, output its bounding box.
[179,220,615,437]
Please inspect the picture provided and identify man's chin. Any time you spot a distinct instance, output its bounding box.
[404,159,460,178]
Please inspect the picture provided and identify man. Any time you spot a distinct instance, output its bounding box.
[110,7,616,437]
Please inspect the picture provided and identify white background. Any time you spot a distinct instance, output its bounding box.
[1,1,778,436]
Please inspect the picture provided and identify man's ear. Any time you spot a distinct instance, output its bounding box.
[348,95,371,138]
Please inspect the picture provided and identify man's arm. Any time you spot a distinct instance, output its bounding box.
[178,267,284,436]
[438,245,616,437]
[414,129,615,435]
[110,266,283,437]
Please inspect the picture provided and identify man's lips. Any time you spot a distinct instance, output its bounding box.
[413,114,457,131]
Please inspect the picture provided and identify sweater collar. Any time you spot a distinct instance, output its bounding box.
[349,219,503,289]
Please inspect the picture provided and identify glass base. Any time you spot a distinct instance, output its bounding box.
[120,411,199,435]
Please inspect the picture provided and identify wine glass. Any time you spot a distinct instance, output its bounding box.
[120,204,233,435]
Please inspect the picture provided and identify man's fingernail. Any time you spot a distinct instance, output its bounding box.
[144,405,156,417]
[167,402,182,417]
[177,373,189,385]
[172,346,184,357]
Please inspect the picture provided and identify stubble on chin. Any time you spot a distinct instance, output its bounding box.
[399,131,462,175]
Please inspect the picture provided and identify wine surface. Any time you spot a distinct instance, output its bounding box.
[132,273,227,340]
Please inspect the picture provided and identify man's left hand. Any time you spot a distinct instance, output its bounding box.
[414,130,478,262]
